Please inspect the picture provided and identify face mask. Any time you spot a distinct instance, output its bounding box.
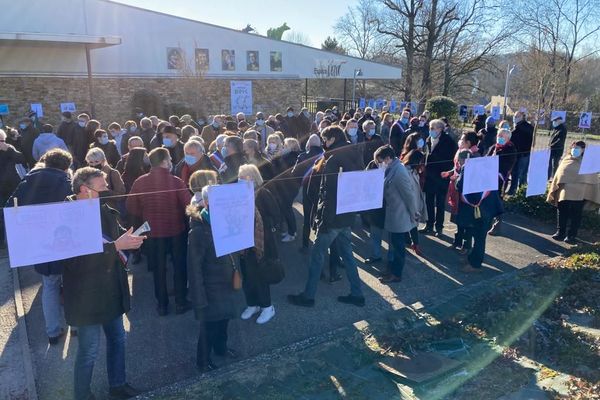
[497,137,506,145]
[347,128,358,136]
[429,130,439,139]
[419,121,426,127]
[212,121,220,128]
[99,137,109,145]
[184,154,198,165]
[78,121,86,128]
[19,123,27,130]
[89,163,103,170]
[303,111,310,118]
[129,126,136,133]
[256,119,264,126]
[571,147,582,158]
[378,161,387,170]
[502,124,510,130]
[287,112,294,117]
[417,138,425,148]
[514,117,522,125]
[197,120,205,125]
[269,143,277,151]
[221,146,228,158]
[163,138,173,147]
[552,121,560,128]
[110,130,119,138]
[401,117,409,124]
[367,129,375,137]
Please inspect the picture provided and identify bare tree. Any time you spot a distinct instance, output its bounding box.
[283,30,313,47]
[334,0,384,59]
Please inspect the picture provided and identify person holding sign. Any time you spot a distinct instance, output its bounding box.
[288,126,365,308]
[548,115,567,179]
[0,129,25,249]
[63,167,145,400]
[547,141,600,244]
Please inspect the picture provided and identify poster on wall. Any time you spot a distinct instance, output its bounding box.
[270,51,282,72]
[230,81,253,115]
[246,51,259,71]
[222,50,235,71]
[30,103,43,118]
[195,48,209,71]
[0,104,9,115]
[60,103,76,113]
[167,47,185,70]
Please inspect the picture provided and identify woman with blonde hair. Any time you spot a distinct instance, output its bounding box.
[265,133,283,160]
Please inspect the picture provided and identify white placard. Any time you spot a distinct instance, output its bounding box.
[578,112,592,129]
[526,149,551,197]
[579,144,600,174]
[30,103,43,117]
[463,156,499,195]
[230,81,253,116]
[336,168,385,214]
[208,182,255,257]
[491,106,501,121]
[551,110,567,122]
[60,102,77,113]
[4,199,103,268]
[473,105,485,115]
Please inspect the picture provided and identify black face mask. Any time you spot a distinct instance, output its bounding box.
[89,164,103,170]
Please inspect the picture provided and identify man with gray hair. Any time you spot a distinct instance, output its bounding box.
[116,135,145,174]
[251,112,274,148]
[175,138,216,184]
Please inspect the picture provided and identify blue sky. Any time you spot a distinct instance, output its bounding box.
[115,0,353,47]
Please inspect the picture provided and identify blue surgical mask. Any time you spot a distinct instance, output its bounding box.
[163,138,173,147]
[221,146,228,158]
[99,137,109,145]
[287,112,294,117]
[129,126,137,133]
[401,117,409,124]
[197,119,205,125]
[571,147,582,158]
[552,121,560,128]
[19,123,27,130]
[429,130,439,139]
[184,154,198,165]
[78,121,86,128]
[347,128,358,136]
[417,138,425,148]
[497,137,506,145]
[256,119,264,126]
[212,121,220,128]
[367,129,375,137]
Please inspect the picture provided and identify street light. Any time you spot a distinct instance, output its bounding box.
[352,68,363,108]
[503,64,516,120]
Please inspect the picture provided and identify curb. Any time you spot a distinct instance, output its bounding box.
[11,266,39,400]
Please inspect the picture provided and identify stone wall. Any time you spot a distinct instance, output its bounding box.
[0,76,303,125]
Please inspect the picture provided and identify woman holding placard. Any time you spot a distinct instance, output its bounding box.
[547,141,600,244]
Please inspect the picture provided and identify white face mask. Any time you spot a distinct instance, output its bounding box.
[378,161,387,170]
[269,143,277,151]
[347,127,358,136]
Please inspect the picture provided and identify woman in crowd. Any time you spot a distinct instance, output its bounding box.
[238,164,281,324]
[243,138,273,181]
[91,129,120,167]
[380,112,394,144]
[273,138,302,243]
[0,128,26,248]
[547,141,600,244]
[187,185,237,372]
[402,149,427,255]
[85,147,125,210]
[400,132,425,161]
[487,128,517,236]
[265,133,284,160]
[121,147,149,194]
[188,170,219,207]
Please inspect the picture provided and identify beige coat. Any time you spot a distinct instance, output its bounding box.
[547,156,600,210]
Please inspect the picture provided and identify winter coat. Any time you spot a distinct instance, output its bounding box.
[32,133,68,161]
[72,125,93,166]
[219,152,247,184]
[455,172,503,228]
[549,123,568,155]
[164,141,185,167]
[187,214,236,322]
[407,166,428,223]
[362,160,385,229]
[383,159,418,233]
[19,124,39,168]
[547,156,600,210]
[511,120,534,156]
[7,167,72,275]
[487,142,517,193]
[256,185,281,260]
[174,153,217,185]
[139,127,155,150]
[389,122,408,156]
[56,120,78,149]
[62,201,130,327]
[362,133,384,166]
[270,150,301,205]
[92,140,120,167]
[200,125,224,148]
[477,126,498,155]
[424,132,458,194]
[0,145,25,197]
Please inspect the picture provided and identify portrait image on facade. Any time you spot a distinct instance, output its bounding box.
[246,51,259,71]
[222,49,235,71]
[270,51,282,72]
[167,47,185,70]
[195,48,209,71]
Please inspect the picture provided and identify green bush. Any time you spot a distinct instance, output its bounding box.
[505,185,600,232]
[425,96,458,120]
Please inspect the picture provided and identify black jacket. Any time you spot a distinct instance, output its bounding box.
[0,146,25,197]
[487,142,517,192]
[187,215,236,322]
[165,141,185,166]
[511,121,534,155]
[314,140,364,232]
[19,125,39,168]
[7,168,72,275]
[220,152,247,184]
[72,125,92,166]
[390,122,408,156]
[270,151,302,206]
[63,201,130,327]
[424,133,458,193]
[477,126,498,155]
[256,185,282,259]
[362,134,384,166]
[92,141,121,168]
[549,123,567,154]
[56,120,78,149]
[139,127,155,150]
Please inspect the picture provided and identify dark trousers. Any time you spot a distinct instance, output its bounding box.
[240,255,271,308]
[426,187,448,231]
[197,319,229,367]
[302,195,313,248]
[389,232,407,277]
[0,193,8,245]
[548,151,562,179]
[282,199,297,235]
[557,200,584,238]
[407,227,419,245]
[467,218,492,268]
[146,233,187,307]
[454,225,472,249]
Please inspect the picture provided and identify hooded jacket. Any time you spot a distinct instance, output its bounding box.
[32,133,68,161]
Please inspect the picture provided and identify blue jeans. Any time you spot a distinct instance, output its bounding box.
[369,226,394,262]
[388,232,407,277]
[508,155,529,194]
[304,227,363,299]
[41,274,64,337]
[74,315,126,400]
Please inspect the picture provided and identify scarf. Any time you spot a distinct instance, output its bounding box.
[200,208,210,224]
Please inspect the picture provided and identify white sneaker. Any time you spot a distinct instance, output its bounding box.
[241,306,260,320]
[281,233,296,242]
[256,306,275,324]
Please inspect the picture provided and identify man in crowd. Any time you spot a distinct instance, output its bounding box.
[251,111,274,149]
[175,139,216,184]
[63,167,145,400]
[57,111,78,153]
[201,114,224,146]
[508,111,534,194]
[138,117,155,150]
[32,123,68,161]
[126,148,192,316]
[116,136,145,173]
[357,107,375,134]
[283,106,297,138]
[161,125,184,166]
[548,114,567,179]
[73,113,92,167]
[109,122,130,157]
[219,135,246,184]
[18,115,39,168]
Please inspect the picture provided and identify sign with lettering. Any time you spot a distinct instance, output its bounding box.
[313,59,347,78]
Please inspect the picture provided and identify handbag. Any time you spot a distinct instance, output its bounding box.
[259,257,285,285]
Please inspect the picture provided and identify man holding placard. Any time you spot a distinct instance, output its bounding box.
[548,115,567,179]
[63,167,145,400]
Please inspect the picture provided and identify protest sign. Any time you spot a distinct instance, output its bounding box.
[491,106,501,121]
[4,199,103,268]
[208,182,255,257]
[30,103,43,117]
[463,156,499,195]
[473,105,485,116]
[337,168,385,214]
[376,98,385,110]
[578,112,592,129]
[0,104,9,115]
[551,110,567,122]
[459,105,468,120]
[359,98,366,108]
[410,101,418,115]
[60,102,76,113]
[368,99,375,108]
[526,149,551,197]
[579,144,600,174]
[389,99,396,112]
[230,81,253,115]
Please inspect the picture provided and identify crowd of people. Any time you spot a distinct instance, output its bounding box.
[0,102,599,400]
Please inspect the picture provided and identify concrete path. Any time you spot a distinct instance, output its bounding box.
[9,206,575,399]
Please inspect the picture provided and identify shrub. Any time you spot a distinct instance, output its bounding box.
[425,96,458,120]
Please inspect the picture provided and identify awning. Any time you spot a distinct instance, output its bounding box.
[0,32,121,48]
